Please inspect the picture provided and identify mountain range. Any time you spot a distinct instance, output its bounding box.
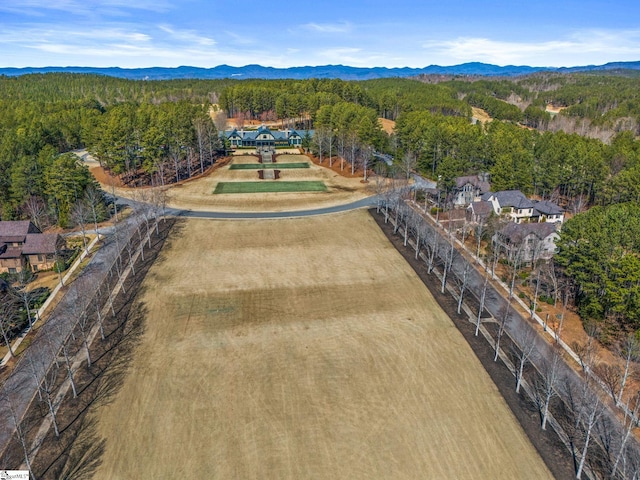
[1,61,640,80]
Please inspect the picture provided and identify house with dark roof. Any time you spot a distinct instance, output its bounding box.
[482,190,535,223]
[531,200,565,225]
[222,126,310,149]
[480,191,565,226]
[493,222,559,263]
[22,234,66,272]
[452,175,491,206]
[466,200,493,223]
[0,221,65,273]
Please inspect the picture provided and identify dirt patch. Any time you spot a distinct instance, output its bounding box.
[90,158,233,192]
[471,107,492,123]
[89,166,126,188]
[305,152,366,179]
[545,104,567,114]
[378,117,396,135]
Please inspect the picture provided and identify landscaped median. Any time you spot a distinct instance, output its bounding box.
[213,181,327,194]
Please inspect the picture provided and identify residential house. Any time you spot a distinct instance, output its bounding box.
[222,125,310,149]
[480,190,565,226]
[22,234,66,271]
[530,200,565,225]
[452,175,491,207]
[0,245,24,274]
[0,221,65,273]
[482,190,535,224]
[493,222,559,264]
[466,200,493,224]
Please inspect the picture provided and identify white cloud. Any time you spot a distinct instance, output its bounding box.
[158,25,215,46]
[423,30,640,66]
[302,22,352,34]
[0,0,171,15]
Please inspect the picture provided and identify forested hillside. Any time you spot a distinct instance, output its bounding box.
[2,70,640,353]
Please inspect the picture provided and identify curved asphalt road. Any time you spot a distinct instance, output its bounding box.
[161,195,380,219]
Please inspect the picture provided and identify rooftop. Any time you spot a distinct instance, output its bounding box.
[498,222,558,243]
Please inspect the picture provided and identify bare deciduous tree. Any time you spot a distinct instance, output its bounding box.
[512,327,537,393]
[617,333,639,406]
[494,301,512,362]
[71,199,92,256]
[611,390,640,477]
[23,195,49,231]
[1,387,35,477]
[28,355,61,437]
[571,326,600,375]
[400,152,417,180]
[0,297,18,358]
[596,362,622,403]
[576,389,604,479]
[536,349,562,430]
[456,262,471,315]
[212,110,228,133]
[84,184,104,236]
[440,230,455,294]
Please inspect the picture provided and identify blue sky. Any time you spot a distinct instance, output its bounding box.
[1,0,639,68]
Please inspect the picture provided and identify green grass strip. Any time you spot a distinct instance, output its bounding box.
[214,181,327,194]
[229,163,309,170]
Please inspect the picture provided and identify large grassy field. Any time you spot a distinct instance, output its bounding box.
[213,180,327,194]
[87,211,552,479]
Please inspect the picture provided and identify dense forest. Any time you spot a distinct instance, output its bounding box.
[2,71,640,337]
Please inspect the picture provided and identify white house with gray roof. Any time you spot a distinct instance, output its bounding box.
[481,190,564,226]
[482,190,535,223]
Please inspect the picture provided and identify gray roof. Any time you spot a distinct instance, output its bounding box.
[491,190,534,209]
[532,200,564,216]
[0,221,40,238]
[22,234,62,255]
[498,222,557,244]
[0,245,22,259]
[467,200,493,217]
[455,175,490,193]
[222,127,311,141]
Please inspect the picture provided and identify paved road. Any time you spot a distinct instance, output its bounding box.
[166,196,380,219]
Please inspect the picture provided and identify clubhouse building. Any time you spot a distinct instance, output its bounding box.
[221,125,311,149]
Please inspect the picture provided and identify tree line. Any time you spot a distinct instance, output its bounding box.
[381,189,640,479]
[394,110,640,209]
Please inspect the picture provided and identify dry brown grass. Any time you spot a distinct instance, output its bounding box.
[88,211,552,479]
[471,107,492,123]
[89,154,369,212]
[378,117,396,135]
[545,104,567,114]
[163,154,368,212]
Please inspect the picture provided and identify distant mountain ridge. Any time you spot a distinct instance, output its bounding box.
[1,61,640,80]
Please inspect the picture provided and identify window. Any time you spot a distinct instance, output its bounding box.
[9,268,16,273]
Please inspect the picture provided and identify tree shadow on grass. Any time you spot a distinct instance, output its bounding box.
[35,300,148,479]
[55,417,106,480]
